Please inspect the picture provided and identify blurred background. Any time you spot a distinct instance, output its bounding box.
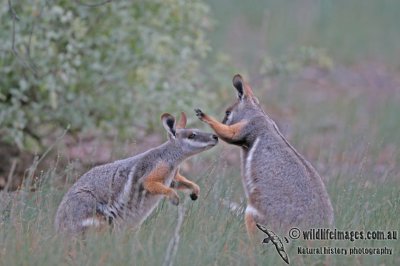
[0,1,399,265]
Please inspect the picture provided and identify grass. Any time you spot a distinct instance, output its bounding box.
[1,79,399,265]
[206,0,400,68]
[0,159,398,265]
[1,0,400,265]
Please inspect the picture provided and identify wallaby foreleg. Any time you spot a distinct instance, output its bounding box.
[195,109,247,142]
[172,171,200,200]
[143,163,180,205]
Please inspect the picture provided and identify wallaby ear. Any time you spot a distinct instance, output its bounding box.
[176,112,187,129]
[232,74,254,100]
[233,74,244,100]
[161,113,176,138]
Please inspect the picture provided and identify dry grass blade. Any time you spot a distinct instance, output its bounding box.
[162,198,188,266]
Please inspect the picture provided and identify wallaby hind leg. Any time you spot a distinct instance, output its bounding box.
[56,193,105,234]
[245,211,257,240]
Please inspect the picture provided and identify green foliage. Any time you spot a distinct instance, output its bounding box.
[0,0,214,150]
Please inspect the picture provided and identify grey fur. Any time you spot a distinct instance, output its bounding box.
[198,74,334,233]
[55,113,218,235]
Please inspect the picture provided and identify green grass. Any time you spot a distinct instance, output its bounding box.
[0,155,398,265]
[1,85,399,265]
[206,0,400,67]
[1,1,400,265]
[1,66,399,265]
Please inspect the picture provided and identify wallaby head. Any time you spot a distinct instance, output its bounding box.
[161,112,218,156]
[222,74,264,126]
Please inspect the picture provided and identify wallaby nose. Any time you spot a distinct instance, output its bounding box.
[212,134,218,141]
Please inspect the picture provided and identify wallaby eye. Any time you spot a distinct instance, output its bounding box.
[225,110,231,116]
[188,133,196,139]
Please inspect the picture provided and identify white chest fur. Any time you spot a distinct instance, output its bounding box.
[242,138,260,198]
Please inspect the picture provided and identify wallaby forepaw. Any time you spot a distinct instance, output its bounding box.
[190,184,200,201]
[190,193,198,201]
[194,108,205,120]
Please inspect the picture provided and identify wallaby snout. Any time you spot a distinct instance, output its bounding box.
[203,133,218,146]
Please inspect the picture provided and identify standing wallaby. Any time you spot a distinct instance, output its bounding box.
[55,112,218,235]
[195,74,334,236]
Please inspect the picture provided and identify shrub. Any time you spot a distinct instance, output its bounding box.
[0,0,215,150]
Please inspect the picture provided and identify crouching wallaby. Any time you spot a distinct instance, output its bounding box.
[55,112,218,235]
[195,74,334,236]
